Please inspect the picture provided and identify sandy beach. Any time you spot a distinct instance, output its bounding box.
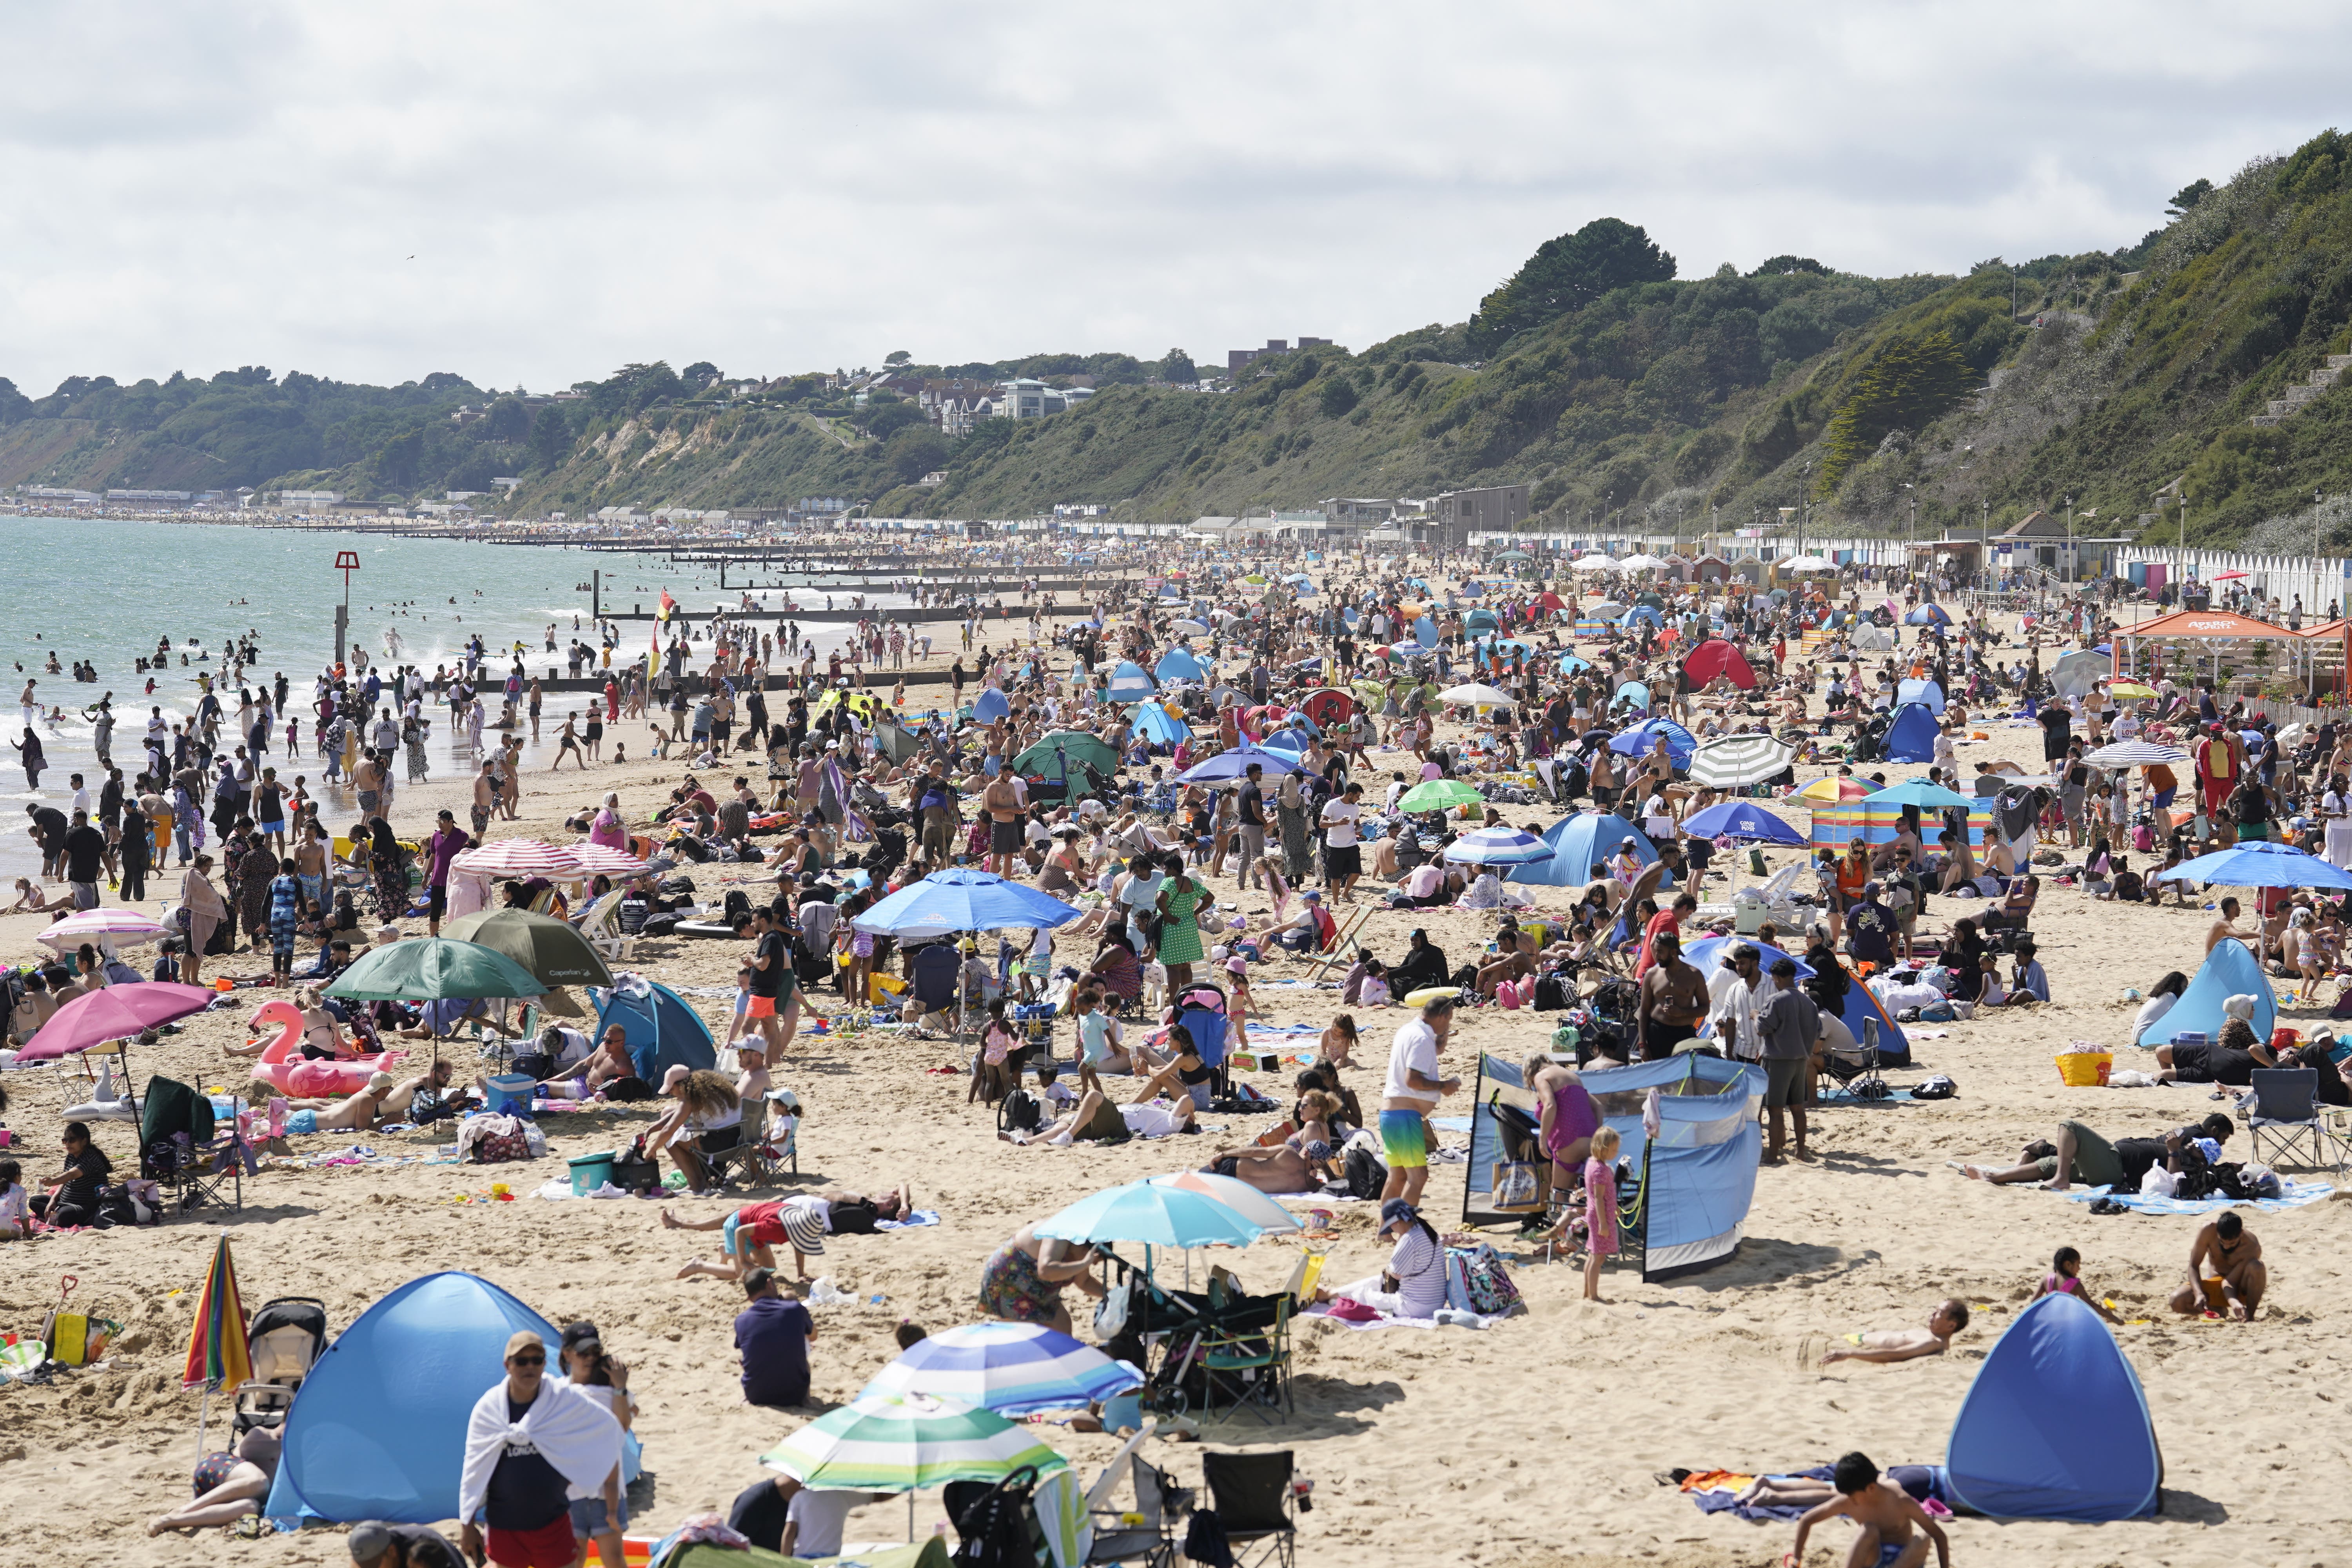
[2,547,2345,1568]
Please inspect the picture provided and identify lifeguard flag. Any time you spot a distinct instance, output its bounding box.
[181,1234,253,1392]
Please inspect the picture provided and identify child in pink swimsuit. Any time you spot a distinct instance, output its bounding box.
[1582,1125,1623,1301]
[2032,1245,2123,1323]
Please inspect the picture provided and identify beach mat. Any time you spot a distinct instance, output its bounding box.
[2055,1179,2337,1216]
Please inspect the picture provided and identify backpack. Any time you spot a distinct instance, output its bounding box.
[1445,1242,1524,1317]
[996,1089,1044,1135]
[722,889,754,925]
[1342,1143,1385,1201]
[1532,974,1572,1011]
[2171,1140,2216,1200]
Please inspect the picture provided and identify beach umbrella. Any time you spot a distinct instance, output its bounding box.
[1780,555,1835,573]
[2049,650,2109,700]
[1438,682,1517,708]
[1488,550,1534,564]
[1681,800,1807,847]
[1573,555,1621,573]
[1860,780,1976,811]
[1443,826,1556,866]
[2108,680,2159,701]
[182,1232,256,1455]
[2085,740,2187,768]
[851,868,1082,936]
[1793,776,1872,804]
[323,937,547,1002]
[450,838,584,879]
[862,1323,1141,1416]
[760,1390,1069,1493]
[440,908,615,990]
[1619,554,1669,571]
[1146,1171,1305,1235]
[1033,1178,1271,1249]
[1687,734,1795,789]
[16,981,218,1062]
[35,907,173,955]
[1396,778,1485,814]
[2153,842,2352,891]
[1175,743,1306,783]
[566,843,650,878]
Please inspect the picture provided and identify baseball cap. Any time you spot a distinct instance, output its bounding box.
[503,1329,546,1359]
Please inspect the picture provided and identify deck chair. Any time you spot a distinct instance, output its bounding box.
[576,889,635,964]
[705,1095,791,1189]
[233,1297,328,1439]
[2247,1069,2342,1172]
[1199,1450,1297,1568]
[139,1075,245,1216]
[1085,1449,1187,1568]
[1196,1296,1292,1425]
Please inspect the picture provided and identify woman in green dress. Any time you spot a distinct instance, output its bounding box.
[1154,854,1211,990]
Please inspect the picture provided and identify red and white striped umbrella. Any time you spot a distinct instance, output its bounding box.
[568,843,650,876]
[452,838,585,878]
[36,908,174,951]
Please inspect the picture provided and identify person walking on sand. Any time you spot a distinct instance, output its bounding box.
[456,1331,622,1568]
[1379,993,1459,1207]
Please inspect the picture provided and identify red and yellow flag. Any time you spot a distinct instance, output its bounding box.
[180,1234,253,1391]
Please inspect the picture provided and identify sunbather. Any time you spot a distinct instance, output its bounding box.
[147,1427,281,1535]
[1200,1091,1339,1192]
[1817,1300,1969,1365]
[998,1080,1197,1145]
[278,1072,401,1133]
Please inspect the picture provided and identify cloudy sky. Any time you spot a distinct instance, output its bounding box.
[2,2,2344,395]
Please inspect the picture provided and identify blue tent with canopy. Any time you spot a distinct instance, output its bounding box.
[1882,701,1940,763]
[1896,677,1946,714]
[593,979,717,1082]
[1106,661,1156,702]
[1258,726,1311,754]
[1411,615,1438,648]
[2136,935,2274,1048]
[971,687,1012,724]
[1608,717,1697,768]
[1905,602,1953,626]
[1465,608,1499,635]
[1464,1053,1762,1281]
[1154,648,1208,684]
[1131,702,1190,744]
[264,1272,560,1526]
[1944,1292,2160,1521]
[1508,812,1667,887]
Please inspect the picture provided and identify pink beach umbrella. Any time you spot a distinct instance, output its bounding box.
[568,843,650,877]
[16,981,220,1062]
[36,908,174,953]
[452,838,585,878]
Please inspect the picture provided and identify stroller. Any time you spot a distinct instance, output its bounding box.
[232,1297,329,1439]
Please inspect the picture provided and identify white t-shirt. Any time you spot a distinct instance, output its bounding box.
[787,1486,869,1558]
[2129,991,2178,1047]
[1321,800,1361,848]
[1119,1102,1192,1138]
[1384,1019,1441,1107]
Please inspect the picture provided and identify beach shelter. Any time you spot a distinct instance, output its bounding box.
[2135,935,2275,1048]
[1012,729,1118,787]
[1681,638,1756,690]
[1895,677,1946,715]
[1411,615,1439,648]
[1153,648,1208,684]
[1904,603,1952,626]
[1131,702,1189,745]
[1465,607,1499,636]
[1608,717,1697,768]
[592,979,717,1082]
[1944,1293,2160,1521]
[1463,1053,1762,1280]
[1881,701,1940,763]
[1105,661,1156,702]
[264,1272,561,1525]
[1297,687,1355,728]
[970,687,1013,724]
[1510,812,1664,887]
[1839,980,1913,1066]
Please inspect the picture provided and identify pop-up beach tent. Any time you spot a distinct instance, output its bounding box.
[1464,1053,1762,1281]
[2135,935,2275,1048]
[593,978,718,1082]
[1508,812,1664,888]
[1882,701,1941,763]
[1105,661,1156,702]
[1944,1292,2161,1521]
[264,1272,558,1525]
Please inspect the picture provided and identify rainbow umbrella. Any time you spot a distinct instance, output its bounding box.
[183,1232,254,1454]
[1793,776,1871,804]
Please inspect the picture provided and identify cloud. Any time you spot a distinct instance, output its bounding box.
[1,0,2347,394]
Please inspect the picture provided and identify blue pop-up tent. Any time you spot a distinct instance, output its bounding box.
[1508,812,1666,887]
[1464,1053,1762,1280]
[1944,1292,2161,1521]
[593,980,717,1082]
[1105,661,1156,702]
[1608,717,1697,768]
[1131,702,1190,745]
[264,1273,559,1525]
[1906,603,1953,626]
[1882,701,1941,763]
[2137,935,2275,1048]
[1154,648,1208,684]
[1896,677,1947,715]
[971,687,1012,724]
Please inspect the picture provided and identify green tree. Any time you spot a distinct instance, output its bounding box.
[1318,376,1359,417]
[1468,217,1676,350]
[526,404,574,470]
[1159,348,1198,384]
[862,401,925,439]
[371,428,425,490]
[2166,178,2214,217]
[1817,329,1976,492]
[883,425,948,485]
[884,350,912,366]
[1748,255,1828,277]
[681,361,720,385]
[483,396,530,442]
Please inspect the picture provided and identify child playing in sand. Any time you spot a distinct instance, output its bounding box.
[0,1159,28,1240]
[1786,1451,1950,1568]
[2033,1245,2124,1323]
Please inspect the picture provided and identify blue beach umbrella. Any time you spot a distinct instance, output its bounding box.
[1442,826,1556,866]
[2154,842,2352,891]
[862,1322,1141,1416]
[1033,1180,1270,1249]
[1861,779,1977,811]
[851,869,1083,936]
[1175,743,1305,783]
[1681,800,1807,846]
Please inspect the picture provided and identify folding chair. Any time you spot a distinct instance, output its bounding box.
[1085,1450,1187,1568]
[705,1096,789,1189]
[1199,1449,1298,1568]
[1196,1296,1292,1425]
[139,1075,245,1216]
[1818,1014,1889,1102]
[2246,1069,2343,1173]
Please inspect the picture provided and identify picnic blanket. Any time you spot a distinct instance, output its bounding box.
[2056,1179,2337,1216]
[1301,1304,1494,1332]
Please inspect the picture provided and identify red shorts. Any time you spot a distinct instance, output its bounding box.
[488,1516,579,1568]
[748,996,777,1019]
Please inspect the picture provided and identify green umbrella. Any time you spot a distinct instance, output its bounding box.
[760,1390,1069,1493]
[1011,728,1118,779]
[1397,778,1484,813]
[323,936,548,1002]
[442,909,615,990]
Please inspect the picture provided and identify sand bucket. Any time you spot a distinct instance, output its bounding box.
[2055,1050,2112,1087]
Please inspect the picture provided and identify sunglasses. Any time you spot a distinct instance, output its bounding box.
[508,1353,546,1367]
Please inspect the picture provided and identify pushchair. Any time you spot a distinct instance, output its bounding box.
[232,1297,328,1438]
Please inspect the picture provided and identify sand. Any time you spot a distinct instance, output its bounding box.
[2,559,2346,1568]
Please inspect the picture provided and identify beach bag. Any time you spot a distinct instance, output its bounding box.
[1532,974,1572,1011]
[1093,1272,1132,1340]
[996,1089,1044,1135]
[470,1121,532,1165]
[1181,1510,1234,1568]
[1490,1159,1543,1213]
[1445,1242,1523,1316]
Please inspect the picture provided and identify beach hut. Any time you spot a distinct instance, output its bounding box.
[593,980,717,1082]
[2135,935,2275,1048]
[1944,1293,2161,1521]
[1881,702,1940,763]
[263,1272,570,1526]
[1463,1053,1763,1280]
[1509,812,1666,887]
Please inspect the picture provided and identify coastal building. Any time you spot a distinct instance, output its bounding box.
[1320,497,1397,526]
[1429,484,1530,544]
[278,489,343,511]
[992,379,1066,419]
[1227,337,1332,375]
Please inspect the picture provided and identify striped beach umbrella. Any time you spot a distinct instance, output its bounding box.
[1442,826,1556,866]
[568,843,650,877]
[759,1390,1069,1491]
[1687,733,1796,789]
[861,1323,1141,1415]
[36,907,173,953]
[182,1233,254,1392]
[2084,740,2187,768]
[1148,1170,1307,1234]
[451,838,584,878]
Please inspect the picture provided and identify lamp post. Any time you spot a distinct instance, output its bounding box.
[2064,495,2074,583]
[1980,500,1990,590]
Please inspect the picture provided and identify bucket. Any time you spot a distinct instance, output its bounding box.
[485,1074,536,1115]
[2270,1027,2301,1054]
[2055,1051,2112,1087]
[1102,1391,1143,1434]
[568,1152,616,1195]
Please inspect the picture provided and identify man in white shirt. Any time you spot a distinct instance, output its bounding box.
[1704,942,1765,1060]
[1321,782,1365,904]
[1380,995,1460,1206]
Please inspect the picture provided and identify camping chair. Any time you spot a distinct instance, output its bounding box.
[1818,1014,1890,1102]
[232,1297,328,1439]
[705,1093,800,1188]
[139,1075,245,1216]
[1085,1450,1188,1568]
[2246,1069,2343,1173]
[1194,1296,1292,1426]
[1198,1450,1298,1568]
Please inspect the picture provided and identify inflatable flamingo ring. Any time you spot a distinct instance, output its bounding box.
[245,998,405,1096]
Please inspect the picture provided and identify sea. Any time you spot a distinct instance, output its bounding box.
[0,514,917,882]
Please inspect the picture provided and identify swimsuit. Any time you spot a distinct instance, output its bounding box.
[978,1245,1062,1323]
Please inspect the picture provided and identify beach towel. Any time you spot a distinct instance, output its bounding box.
[2053,1179,2334,1216]
[456,1377,623,1529]
[875,1209,942,1231]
